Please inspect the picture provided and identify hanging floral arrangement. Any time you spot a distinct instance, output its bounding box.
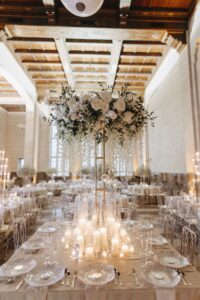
[43,85,155,144]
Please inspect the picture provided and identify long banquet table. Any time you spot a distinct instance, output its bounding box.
[1,222,200,300]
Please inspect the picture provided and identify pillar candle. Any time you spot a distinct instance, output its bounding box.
[111,238,119,256]
[77,235,84,254]
[93,230,100,252]
[85,246,94,259]
[100,227,107,250]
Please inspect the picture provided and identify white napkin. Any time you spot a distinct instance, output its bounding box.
[85,285,107,300]
[155,288,175,300]
[26,286,48,300]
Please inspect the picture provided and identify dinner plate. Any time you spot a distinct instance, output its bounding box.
[0,257,36,277]
[151,236,169,246]
[22,239,46,251]
[25,264,64,287]
[78,264,115,286]
[155,253,189,269]
[138,265,180,288]
[38,224,58,233]
[139,222,153,230]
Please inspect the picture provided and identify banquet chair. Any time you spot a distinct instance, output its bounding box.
[181,226,197,265]
[157,193,168,224]
[5,222,20,257]
[163,215,175,245]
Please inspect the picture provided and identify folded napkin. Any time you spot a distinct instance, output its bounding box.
[155,288,175,300]
[85,285,107,300]
[26,285,48,300]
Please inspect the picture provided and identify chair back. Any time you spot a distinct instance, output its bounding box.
[163,215,175,244]
[181,226,197,265]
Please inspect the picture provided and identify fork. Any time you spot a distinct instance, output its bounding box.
[66,271,71,286]
[181,272,192,286]
[60,268,68,285]
[117,272,123,286]
[177,271,188,286]
[114,268,118,285]
[132,268,141,287]
[71,271,77,288]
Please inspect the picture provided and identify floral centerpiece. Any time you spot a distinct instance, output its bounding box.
[46,168,57,177]
[17,166,36,178]
[44,85,155,144]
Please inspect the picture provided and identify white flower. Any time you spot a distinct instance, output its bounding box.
[123,111,133,124]
[81,94,92,102]
[70,112,78,121]
[68,97,77,111]
[91,97,101,111]
[100,92,112,103]
[101,101,109,113]
[131,125,136,131]
[114,97,126,112]
[63,117,69,122]
[99,115,105,122]
[56,111,63,120]
[106,110,117,120]
[127,94,133,101]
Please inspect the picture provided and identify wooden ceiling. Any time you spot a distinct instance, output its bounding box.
[0,75,19,97]
[0,0,197,42]
[0,0,198,107]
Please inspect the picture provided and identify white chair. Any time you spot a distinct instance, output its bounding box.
[181,226,197,265]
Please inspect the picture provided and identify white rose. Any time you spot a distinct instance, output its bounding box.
[63,117,69,122]
[91,97,101,111]
[131,125,136,131]
[99,115,105,122]
[82,94,92,102]
[68,97,77,111]
[123,111,133,124]
[70,112,77,121]
[100,92,112,103]
[106,110,117,120]
[114,97,126,112]
[56,111,63,120]
[101,101,109,113]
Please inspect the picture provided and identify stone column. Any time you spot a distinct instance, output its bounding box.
[24,102,40,181]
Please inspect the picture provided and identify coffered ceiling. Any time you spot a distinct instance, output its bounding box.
[0,0,198,108]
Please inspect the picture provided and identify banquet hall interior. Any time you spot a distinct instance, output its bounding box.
[0,0,200,299]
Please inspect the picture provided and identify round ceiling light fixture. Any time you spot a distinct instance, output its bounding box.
[60,0,104,17]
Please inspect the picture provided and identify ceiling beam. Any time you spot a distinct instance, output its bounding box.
[119,0,132,26]
[8,37,55,43]
[6,25,167,42]
[33,76,65,80]
[22,59,61,65]
[75,78,108,82]
[117,71,151,75]
[55,38,75,89]
[119,62,156,67]
[0,41,36,109]
[29,70,64,74]
[42,0,56,25]
[121,52,162,58]
[0,96,24,105]
[115,79,146,83]
[108,40,123,87]
[15,49,58,55]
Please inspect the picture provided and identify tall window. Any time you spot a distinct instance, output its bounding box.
[50,125,70,176]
